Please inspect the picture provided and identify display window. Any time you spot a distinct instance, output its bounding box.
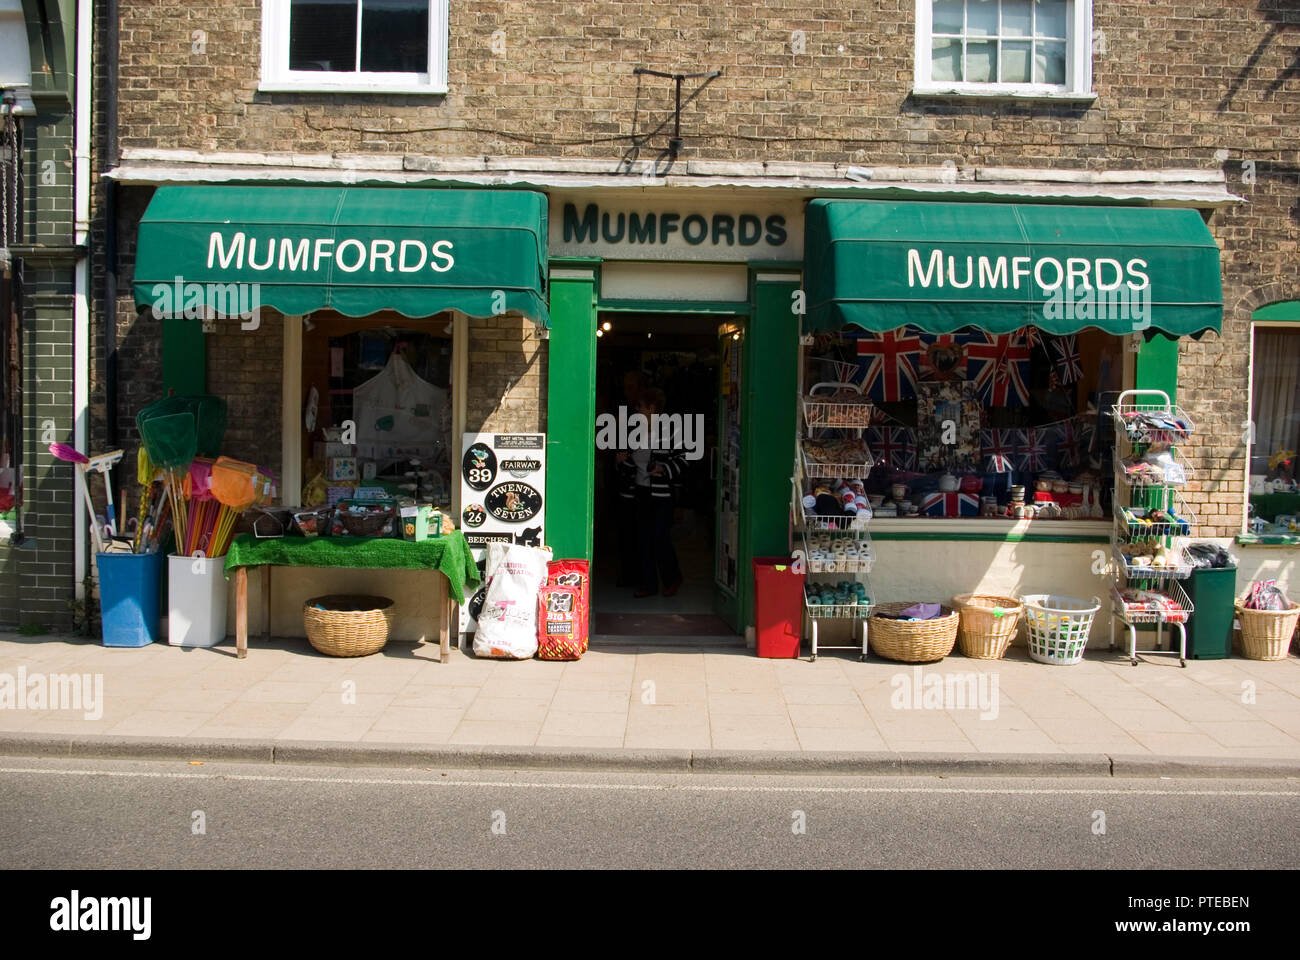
[799,324,1123,522]
[298,311,454,508]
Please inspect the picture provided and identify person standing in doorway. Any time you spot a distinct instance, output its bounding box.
[617,387,684,598]
[612,369,647,587]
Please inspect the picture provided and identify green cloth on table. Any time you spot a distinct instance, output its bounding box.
[224,532,480,605]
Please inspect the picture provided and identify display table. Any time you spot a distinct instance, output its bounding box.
[224,533,480,662]
[1249,492,1300,523]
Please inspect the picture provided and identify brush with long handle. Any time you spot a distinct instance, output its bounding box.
[48,443,105,553]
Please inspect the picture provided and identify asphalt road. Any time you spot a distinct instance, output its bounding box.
[1,757,1297,870]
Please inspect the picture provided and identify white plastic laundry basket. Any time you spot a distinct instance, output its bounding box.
[1020,594,1101,665]
[168,553,228,648]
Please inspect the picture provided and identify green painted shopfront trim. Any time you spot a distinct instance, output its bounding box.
[1252,301,1300,325]
[597,299,751,316]
[871,530,1110,544]
[544,259,599,563]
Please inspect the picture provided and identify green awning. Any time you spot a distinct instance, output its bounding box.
[804,200,1222,338]
[133,186,549,325]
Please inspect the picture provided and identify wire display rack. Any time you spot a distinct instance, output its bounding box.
[1110,401,1195,444]
[1111,543,1192,580]
[1108,389,1196,667]
[791,346,877,662]
[1117,494,1197,539]
[802,381,875,430]
[800,440,875,480]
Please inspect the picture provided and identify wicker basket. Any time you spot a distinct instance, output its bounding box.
[1235,601,1300,661]
[868,603,959,662]
[953,594,1023,660]
[303,595,394,657]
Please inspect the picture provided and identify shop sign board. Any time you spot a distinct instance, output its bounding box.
[459,433,547,634]
[549,194,803,263]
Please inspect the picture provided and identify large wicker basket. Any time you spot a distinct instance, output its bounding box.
[303,595,393,657]
[868,603,959,662]
[1235,601,1300,661]
[953,594,1023,660]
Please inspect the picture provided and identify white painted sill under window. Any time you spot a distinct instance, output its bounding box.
[257,80,448,95]
[911,85,1098,103]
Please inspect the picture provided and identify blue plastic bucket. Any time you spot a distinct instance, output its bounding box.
[96,550,164,647]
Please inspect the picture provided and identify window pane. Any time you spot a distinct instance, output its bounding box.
[360,0,429,73]
[966,39,996,81]
[1003,0,1033,36]
[1001,40,1032,82]
[931,38,962,81]
[932,0,964,35]
[1035,0,1068,38]
[289,0,358,72]
[1035,39,1066,84]
[1251,330,1300,479]
[967,0,998,37]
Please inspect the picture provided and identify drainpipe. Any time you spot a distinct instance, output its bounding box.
[102,0,118,448]
[73,0,93,599]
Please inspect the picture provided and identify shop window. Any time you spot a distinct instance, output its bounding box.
[1247,315,1300,532]
[801,326,1121,521]
[260,0,449,94]
[300,314,454,507]
[914,0,1094,98]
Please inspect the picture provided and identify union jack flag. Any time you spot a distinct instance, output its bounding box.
[867,426,917,471]
[1022,428,1050,471]
[1050,335,1083,385]
[966,330,1032,407]
[1053,418,1083,467]
[853,328,922,402]
[980,428,1017,474]
[920,491,980,518]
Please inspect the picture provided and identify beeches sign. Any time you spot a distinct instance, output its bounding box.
[550,196,803,262]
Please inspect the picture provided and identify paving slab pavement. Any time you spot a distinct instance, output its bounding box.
[1,631,1298,774]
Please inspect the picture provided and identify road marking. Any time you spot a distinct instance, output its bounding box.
[2,765,1298,796]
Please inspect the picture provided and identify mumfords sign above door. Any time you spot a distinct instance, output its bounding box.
[549,195,803,262]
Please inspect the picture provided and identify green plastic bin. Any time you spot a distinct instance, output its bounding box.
[1185,565,1237,660]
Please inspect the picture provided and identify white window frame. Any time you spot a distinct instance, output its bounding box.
[914,0,1095,101]
[260,0,449,95]
[1244,315,1300,534]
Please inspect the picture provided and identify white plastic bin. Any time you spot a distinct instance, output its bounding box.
[168,553,228,648]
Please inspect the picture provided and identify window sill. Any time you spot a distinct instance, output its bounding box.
[1235,533,1300,547]
[869,518,1110,542]
[257,81,448,96]
[911,85,1098,104]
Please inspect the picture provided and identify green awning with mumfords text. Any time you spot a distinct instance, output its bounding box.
[133,186,550,326]
[803,200,1222,338]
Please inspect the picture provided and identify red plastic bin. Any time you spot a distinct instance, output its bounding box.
[752,557,806,658]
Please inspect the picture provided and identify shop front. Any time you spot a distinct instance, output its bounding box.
[129,184,549,643]
[796,198,1223,650]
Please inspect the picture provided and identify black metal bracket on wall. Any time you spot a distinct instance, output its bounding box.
[631,67,722,158]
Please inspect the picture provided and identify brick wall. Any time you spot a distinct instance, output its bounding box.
[466,316,547,434]
[1,108,78,630]
[95,1,1300,538]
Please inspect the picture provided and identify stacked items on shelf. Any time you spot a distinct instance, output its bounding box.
[1108,390,1196,666]
[800,530,874,573]
[793,373,877,660]
[803,580,872,618]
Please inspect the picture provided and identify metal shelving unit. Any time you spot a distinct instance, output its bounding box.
[1108,389,1196,666]
[791,361,877,661]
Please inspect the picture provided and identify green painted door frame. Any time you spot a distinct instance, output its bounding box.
[736,268,802,634]
[544,259,600,562]
[542,259,800,637]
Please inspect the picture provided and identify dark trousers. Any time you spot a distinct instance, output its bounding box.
[616,494,638,586]
[636,487,681,593]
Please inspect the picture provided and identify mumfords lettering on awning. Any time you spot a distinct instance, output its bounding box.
[907,248,1150,293]
[207,232,457,274]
